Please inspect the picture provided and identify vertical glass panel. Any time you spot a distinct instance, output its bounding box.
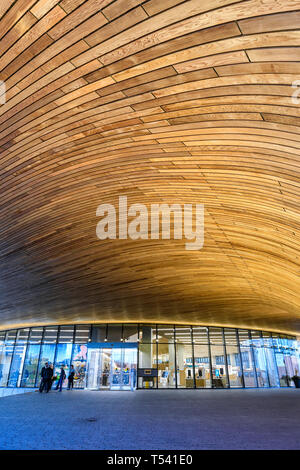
[157,325,174,343]
[16,329,30,343]
[0,343,14,386]
[6,330,17,344]
[239,330,256,387]
[226,344,243,387]
[251,330,262,347]
[91,325,107,342]
[253,345,269,387]
[21,344,40,387]
[123,324,138,342]
[175,326,192,344]
[121,347,137,390]
[74,325,90,343]
[176,344,194,388]
[58,326,74,343]
[210,344,228,388]
[43,327,58,343]
[0,331,6,344]
[139,325,156,343]
[193,344,211,388]
[192,326,208,343]
[71,344,88,389]
[107,324,122,342]
[157,343,176,388]
[36,344,56,387]
[29,328,43,344]
[138,343,157,389]
[86,348,101,390]
[209,327,224,345]
[264,346,280,387]
[224,328,238,345]
[7,344,27,387]
[54,344,72,388]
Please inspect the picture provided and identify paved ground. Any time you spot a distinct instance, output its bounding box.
[0,389,299,450]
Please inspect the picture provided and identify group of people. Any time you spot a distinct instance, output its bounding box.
[39,362,75,393]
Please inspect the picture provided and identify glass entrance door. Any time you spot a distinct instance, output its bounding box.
[86,347,137,390]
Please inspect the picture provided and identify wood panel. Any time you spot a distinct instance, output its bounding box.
[0,0,299,334]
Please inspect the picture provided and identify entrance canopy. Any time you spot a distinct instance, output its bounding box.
[0,0,299,334]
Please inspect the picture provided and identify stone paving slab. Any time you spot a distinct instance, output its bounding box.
[0,389,299,450]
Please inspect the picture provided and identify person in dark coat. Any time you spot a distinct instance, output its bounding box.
[39,362,53,393]
[67,365,75,390]
[55,366,66,392]
[291,370,300,388]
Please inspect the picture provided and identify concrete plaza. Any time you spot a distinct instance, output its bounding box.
[0,389,299,450]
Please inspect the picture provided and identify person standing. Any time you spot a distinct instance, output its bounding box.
[67,365,75,390]
[55,366,66,392]
[47,364,54,392]
[39,362,51,393]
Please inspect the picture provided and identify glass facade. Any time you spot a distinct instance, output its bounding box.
[0,323,298,390]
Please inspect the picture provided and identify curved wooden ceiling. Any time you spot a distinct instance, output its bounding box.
[0,0,300,334]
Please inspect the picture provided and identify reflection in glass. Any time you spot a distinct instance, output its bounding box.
[0,344,14,386]
[36,344,56,387]
[71,344,87,388]
[8,345,27,387]
[21,344,40,387]
[54,343,72,388]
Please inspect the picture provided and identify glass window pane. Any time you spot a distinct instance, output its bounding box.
[211,344,228,388]
[29,328,43,344]
[74,325,90,343]
[209,327,224,344]
[16,329,30,343]
[0,331,6,343]
[175,326,192,344]
[7,344,27,387]
[238,330,257,387]
[36,344,56,387]
[91,325,107,342]
[0,343,14,386]
[54,344,72,388]
[107,324,122,342]
[71,344,88,388]
[43,327,58,343]
[176,344,194,388]
[264,346,280,387]
[224,328,238,345]
[139,325,156,343]
[157,343,176,388]
[193,344,211,388]
[138,343,157,389]
[157,325,174,343]
[253,344,269,387]
[21,344,41,387]
[226,344,243,387]
[123,324,138,342]
[6,330,17,344]
[58,326,74,343]
[192,326,208,344]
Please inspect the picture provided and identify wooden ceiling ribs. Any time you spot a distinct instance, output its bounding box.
[0,0,299,333]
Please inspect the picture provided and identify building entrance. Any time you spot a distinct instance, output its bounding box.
[86,344,137,390]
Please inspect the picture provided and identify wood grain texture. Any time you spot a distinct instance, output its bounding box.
[0,0,299,334]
